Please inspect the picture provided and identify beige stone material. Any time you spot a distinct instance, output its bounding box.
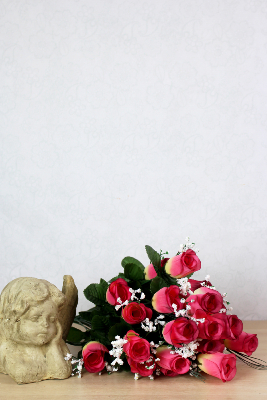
[0,276,78,384]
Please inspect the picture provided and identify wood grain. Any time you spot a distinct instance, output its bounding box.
[0,321,266,400]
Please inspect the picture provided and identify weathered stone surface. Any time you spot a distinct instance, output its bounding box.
[0,276,78,384]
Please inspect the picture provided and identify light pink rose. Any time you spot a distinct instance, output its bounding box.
[165,249,201,278]
[156,346,191,376]
[152,285,185,314]
[197,352,237,382]
[144,258,169,280]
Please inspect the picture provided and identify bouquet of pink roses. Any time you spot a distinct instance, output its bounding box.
[67,239,263,381]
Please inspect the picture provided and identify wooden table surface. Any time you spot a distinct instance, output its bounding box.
[0,321,266,400]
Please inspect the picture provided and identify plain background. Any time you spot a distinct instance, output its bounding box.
[0,0,266,320]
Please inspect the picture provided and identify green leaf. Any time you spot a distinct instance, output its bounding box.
[109,273,129,283]
[166,276,178,285]
[73,315,92,329]
[161,270,178,286]
[124,263,144,281]
[79,306,100,317]
[121,256,145,271]
[84,282,107,306]
[108,322,131,342]
[185,272,194,280]
[91,315,106,331]
[101,303,120,318]
[91,331,110,347]
[150,276,167,295]
[66,326,87,344]
[99,278,109,291]
[145,245,161,274]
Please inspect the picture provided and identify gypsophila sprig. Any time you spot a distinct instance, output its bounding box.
[64,354,84,378]
[109,336,128,367]
[67,238,265,382]
[141,318,156,332]
[177,237,199,255]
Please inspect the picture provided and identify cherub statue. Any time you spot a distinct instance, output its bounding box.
[0,276,78,384]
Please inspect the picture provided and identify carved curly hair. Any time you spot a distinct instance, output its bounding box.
[0,277,65,339]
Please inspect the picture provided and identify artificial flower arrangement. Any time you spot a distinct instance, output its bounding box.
[67,238,265,382]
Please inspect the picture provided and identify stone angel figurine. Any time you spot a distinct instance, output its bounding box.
[0,275,78,384]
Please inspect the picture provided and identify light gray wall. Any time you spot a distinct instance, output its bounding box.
[1,0,266,320]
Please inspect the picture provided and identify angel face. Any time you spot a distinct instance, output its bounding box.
[16,299,58,346]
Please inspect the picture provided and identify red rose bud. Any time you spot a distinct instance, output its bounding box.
[188,278,212,292]
[156,346,191,376]
[123,330,151,363]
[122,302,152,324]
[224,331,258,356]
[195,310,229,340]
[227,315,243,340]
[127,356,156,377]
[187,287,224,315]
[144,258,169,280]
[82,341,109,373]
[197,352,237,382]
[163,317,199,346]
[159,368,180,377]
[197,339,225,354]
[106,278,131,306]
[152,285,185,314]
[165,249,201,278]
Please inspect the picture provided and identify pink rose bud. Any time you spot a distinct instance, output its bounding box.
[227,315,243,340]
[197,352,237,382]
[224,331,258,356]
[152,285,185,314]
[163,317,199,346]
[187,287,224,315]
[156,346,191,376]
[197,339,225,354]
[82,341,109,373]
[144,258,169,280]
[123,331,151,363]
[106,278,131,306]
[195,309,229,340]
[165,249,201,278]
[122,302,152,324]
[127,356,156,377]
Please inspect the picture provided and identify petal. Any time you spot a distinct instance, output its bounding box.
[152,287,172,313]
[162,321,174,345]
[197,353,222,379]
[156,346,174,370]
[83,341,108,356]
[145,306,153,320]
[144,263,157,280]
[165,256,182,278]
[106,288,116,305]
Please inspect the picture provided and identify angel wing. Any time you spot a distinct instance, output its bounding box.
[58,275,78,341]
